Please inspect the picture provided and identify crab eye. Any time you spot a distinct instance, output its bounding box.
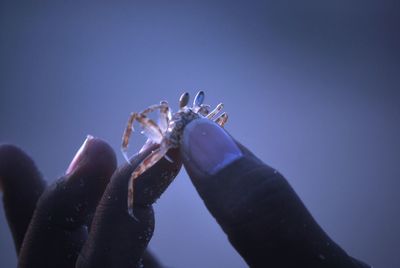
[179,92,189,108]
[193,90,205,107]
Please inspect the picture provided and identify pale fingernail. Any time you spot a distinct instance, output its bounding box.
[65,135,94,175]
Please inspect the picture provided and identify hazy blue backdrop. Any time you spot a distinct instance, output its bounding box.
[1,1,399,267]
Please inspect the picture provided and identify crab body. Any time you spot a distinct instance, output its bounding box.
[165,108,201,148]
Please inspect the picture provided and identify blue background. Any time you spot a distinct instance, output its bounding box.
[1,1,399,267]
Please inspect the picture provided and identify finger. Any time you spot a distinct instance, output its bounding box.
[0,145,47,253]
[18,136,117,268]
[76,144,182,267]
[180,118,369,268]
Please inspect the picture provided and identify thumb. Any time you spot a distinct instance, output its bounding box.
[180,118,369,268]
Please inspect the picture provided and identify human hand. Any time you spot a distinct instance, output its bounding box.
[179,118,371,268]
[1,119,371,268]
[0,136,181,268]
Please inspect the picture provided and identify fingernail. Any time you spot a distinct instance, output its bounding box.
[182,118,242,175]
[65,135,95,176]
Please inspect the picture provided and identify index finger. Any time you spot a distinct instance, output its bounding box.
[0,144,47,253]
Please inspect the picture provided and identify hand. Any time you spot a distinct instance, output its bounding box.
[0,136,181,268]
[1,120,370,268]
[179,118,371,268]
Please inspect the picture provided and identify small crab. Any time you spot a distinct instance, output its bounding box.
[121,91,228,217]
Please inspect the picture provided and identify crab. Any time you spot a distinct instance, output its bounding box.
[121,91,228,217]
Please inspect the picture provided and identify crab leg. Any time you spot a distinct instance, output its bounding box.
[158,101,171,133]
[140,103,169,118]
[138,102,171,133]
[121,113,163,163]
[127,143,170,218]
[214,112,228,127]
[206,103,224,119]
[121,101,171,162]
[122,112,138,162]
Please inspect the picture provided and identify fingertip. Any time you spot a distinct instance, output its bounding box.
[17,137,118,266]
[53,136,117,225]
[0,144,46,194]
[105,143,182,209]
[24,136,117,233]
[65,136,117,184]
[76,143,183,266]
[180,118,243,179]
[2,140,120,265]
[0,144,47,252]
[133,145,182,206]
